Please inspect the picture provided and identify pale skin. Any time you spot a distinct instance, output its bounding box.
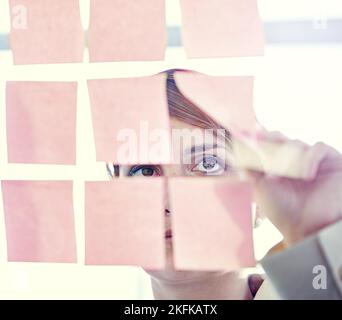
[118,117,342,299]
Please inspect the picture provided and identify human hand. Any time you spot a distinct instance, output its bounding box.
[246,134,342,244]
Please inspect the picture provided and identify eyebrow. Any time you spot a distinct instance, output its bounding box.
[185,143,226,155]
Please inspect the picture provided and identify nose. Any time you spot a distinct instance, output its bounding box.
[161,164,183,218]
[163,176,171,217]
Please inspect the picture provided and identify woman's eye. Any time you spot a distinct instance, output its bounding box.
[192,156,225,175]
[128,165,161,177]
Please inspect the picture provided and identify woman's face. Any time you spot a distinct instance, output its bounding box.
[119,117,233,280]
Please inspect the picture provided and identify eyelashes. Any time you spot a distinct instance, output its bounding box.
[128,165,163,177]
[190,155,227,176]
[127,155,229,177]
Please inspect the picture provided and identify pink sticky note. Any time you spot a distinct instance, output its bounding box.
[6,82,77,165]
[9,0,84,64]
[169,178,255,270]
[87,74,171,164]
[85,178,165,269]
[1,181,77,263]
[179,0,264,58]
[174,71,257,133]
[88,0,167,62]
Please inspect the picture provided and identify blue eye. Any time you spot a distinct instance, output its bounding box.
[128,165,162,177]
[192,156,225,175]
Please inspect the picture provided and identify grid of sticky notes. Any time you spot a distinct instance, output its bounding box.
[1,0,262,270]
[8,0,264,64]
[1,71,257,269]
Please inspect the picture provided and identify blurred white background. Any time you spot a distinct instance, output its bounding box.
[0,0,341,299]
